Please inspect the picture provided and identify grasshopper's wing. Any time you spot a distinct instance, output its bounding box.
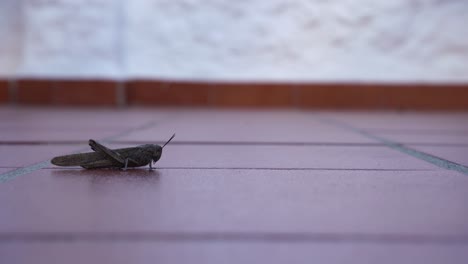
[89,139,125,164]
[51,151,107,167]
[51,147,137,168]
[80,159,122,169]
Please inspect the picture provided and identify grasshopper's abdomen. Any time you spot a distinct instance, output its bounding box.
[51,152,106,166]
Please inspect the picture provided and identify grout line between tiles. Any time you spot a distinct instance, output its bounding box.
[316,117,468,176]
[0,161,51,183]
[0,114,180,183]
[0,166,436,172]
[1,141,467,147]
[0,141,386,146]
[366,128,468,136]
[134,167,436,171]
[1,231,468,245]
[115,82,127,108]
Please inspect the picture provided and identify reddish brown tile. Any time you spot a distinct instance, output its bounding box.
[211,84,293,107]
[0,80,8,103]
[126,80,212,106]
[298,83,468,110]
[14,79,468,109]
[381,84,468,110]
[53,80,117,106]
[126,81,294,107]
[1,242,467,264]
[17,79,54,105]
[17,79,117,106]
[297,84,383,109]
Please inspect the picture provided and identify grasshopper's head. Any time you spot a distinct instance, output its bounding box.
[152,133,175,164]
[151,145,163,163]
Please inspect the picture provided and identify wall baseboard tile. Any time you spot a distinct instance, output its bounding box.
[15,79,118,106]
[1,79,467,110]
[297,83,468,110]
[0,80,8,103]
[126,81,468,110]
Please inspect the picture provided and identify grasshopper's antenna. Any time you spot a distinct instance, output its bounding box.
[162,133,176,148]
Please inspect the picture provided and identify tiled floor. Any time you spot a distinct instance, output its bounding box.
[1,107,468,264]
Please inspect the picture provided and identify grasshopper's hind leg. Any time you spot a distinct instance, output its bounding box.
[89,139,125,167]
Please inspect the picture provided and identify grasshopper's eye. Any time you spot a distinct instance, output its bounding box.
[152,148,162,162]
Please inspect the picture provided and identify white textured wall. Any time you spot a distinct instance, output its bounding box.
[20,0,122,78]
[1,0,467,82]
[0,0,22,76]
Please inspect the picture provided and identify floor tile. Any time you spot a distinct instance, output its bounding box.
[0,107,171,131]
[320,112,468,131]
[4,143,434,170]
[118,111,374,143]
[1,242,467,264]
[1,108,468,262]
[0,129,119,142]
[0,169,466,235]
[152,145,439,170]
[40,144,440,170]
[0,145,79,167]
[0,111,168,141]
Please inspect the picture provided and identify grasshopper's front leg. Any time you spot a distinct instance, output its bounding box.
[123,158,129,171]
[149,162,153,171]
[122,157,139,171]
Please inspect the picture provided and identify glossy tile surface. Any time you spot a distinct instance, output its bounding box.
[1,242,468,264]
[0,145,77,167]
[1,108,467,263]
[118,111,375,143]
[1,169,467,235]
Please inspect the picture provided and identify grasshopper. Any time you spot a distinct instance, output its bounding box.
[51,134,175,170]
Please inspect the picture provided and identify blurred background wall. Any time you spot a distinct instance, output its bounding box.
[1,0,467,82]
[0,0,467,109]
